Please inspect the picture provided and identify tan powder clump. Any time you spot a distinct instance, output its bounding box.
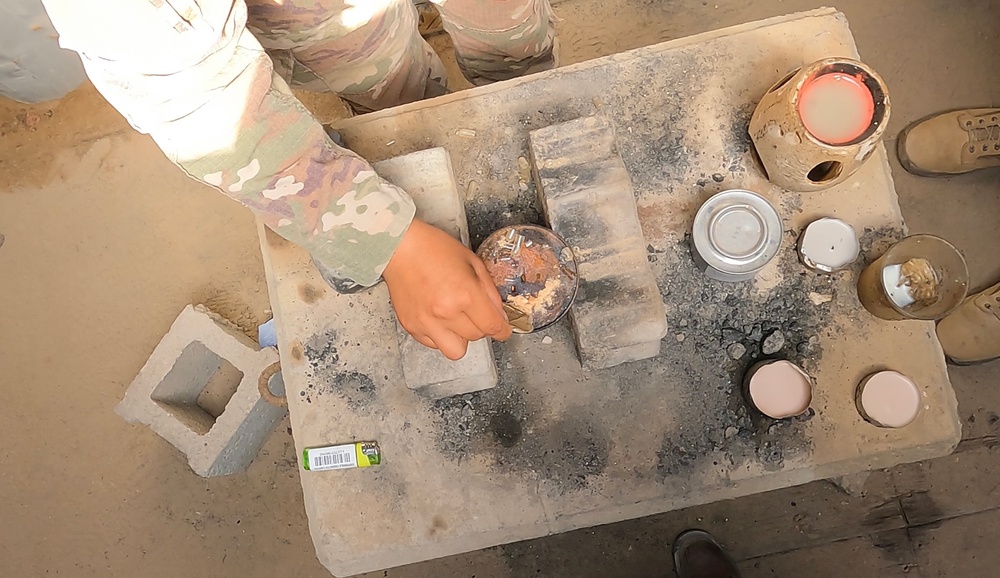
[898,257,940,308]
[507,277,562,324]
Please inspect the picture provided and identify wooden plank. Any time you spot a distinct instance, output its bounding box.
[740,531,920,578]
[891,437,1000,527]
[909,508,1000,578]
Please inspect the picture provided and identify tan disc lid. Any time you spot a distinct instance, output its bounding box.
[859,371,921,428]
[748,360,813,419]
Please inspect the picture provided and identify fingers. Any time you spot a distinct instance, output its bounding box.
[427,328,470,361]
[469,260,513,341]
[470,258,506,314]
[450,314,488,342]
[411,324,470,361]
[409,331,437,351]
[401,319,464,359]
[465,291,512,342]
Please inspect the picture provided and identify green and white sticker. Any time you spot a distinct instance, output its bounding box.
[302,441,381,471]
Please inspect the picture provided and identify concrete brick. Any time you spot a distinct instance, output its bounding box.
[530,115,668,370]
[116,305,285,477]
[374,148,498,398]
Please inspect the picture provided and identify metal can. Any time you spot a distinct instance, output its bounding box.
[856,234,969,321]
[691,189,783,282]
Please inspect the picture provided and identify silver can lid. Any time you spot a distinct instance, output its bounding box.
[692,189,782,277]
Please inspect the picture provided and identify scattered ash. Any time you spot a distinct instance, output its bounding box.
[466,190,543,249]
[300,329,378,409]
[650,233,841,478]
[432,343,531,457]
[612,51,702,186]
[431,343,609,493]
[857,225,905,265]
[724,100,755,170]
[650,224,904,478]
[302,330,339,375]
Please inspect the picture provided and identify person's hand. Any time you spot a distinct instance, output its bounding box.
[383,219,512,360]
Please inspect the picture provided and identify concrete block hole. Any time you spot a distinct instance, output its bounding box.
[150,341,243,435]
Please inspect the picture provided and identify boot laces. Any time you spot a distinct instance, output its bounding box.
[961,112,1000,157]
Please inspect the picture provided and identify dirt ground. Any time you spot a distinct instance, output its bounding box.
[1,1,998,577]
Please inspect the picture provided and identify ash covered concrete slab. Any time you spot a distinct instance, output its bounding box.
[260,9,960,576]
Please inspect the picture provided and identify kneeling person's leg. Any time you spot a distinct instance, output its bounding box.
[431,0,557,85]
[247,0,446,111]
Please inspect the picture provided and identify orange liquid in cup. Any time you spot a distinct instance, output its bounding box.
[797,73,875,145]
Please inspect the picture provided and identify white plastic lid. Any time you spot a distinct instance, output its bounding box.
[799,218,860,272]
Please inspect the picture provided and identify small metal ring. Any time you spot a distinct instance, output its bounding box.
[258,361,286,407]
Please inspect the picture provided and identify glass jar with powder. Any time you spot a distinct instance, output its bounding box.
[857,234,969,321]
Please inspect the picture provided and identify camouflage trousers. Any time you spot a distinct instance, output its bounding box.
[245,0,556,112]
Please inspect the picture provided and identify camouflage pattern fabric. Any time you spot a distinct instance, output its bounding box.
[246,0,449,112]
[41,0,555,290]
[431,0,557,84]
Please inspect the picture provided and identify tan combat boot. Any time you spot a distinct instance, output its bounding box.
[897,108,1000,176]
[937,281,1000,365]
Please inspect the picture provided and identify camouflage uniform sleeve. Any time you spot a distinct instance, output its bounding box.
[41,0,415,288]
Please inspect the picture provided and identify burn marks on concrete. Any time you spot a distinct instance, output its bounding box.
[300,329,377,408]
[648,234,838,479]
[433,344,610,493]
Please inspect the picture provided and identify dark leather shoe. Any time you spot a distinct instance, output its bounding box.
[673,530,741,578]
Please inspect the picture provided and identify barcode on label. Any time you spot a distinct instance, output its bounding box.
[308,445,357,471]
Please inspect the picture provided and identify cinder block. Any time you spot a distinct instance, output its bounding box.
[374,148,498,398]
[530,116,668,370]
[116,305,285,477]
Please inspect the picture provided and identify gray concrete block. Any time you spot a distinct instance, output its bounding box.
[374,148,498,398]
[530,116,668,370]
[116,305,285,477]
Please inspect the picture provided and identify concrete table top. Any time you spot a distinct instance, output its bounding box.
[258,8,961,576]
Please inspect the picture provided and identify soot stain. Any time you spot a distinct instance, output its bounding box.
[610,51,702,187]
[647,225,903,479]
[301,329,377,408]
[431,343,609,493]
[490,412,524,448]
[466,194,543,250]
[724,101,755,167]
[303,330,339,374]
[648,231,842,478]
[546,203,612,249]
[298,283,322,304]
[458,75,608,250]
[858,225,905,263]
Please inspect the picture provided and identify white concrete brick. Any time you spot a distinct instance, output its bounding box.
[374,148,498,398]
[116,305,285,477]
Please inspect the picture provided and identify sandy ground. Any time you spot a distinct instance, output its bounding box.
[1,1,998,577]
